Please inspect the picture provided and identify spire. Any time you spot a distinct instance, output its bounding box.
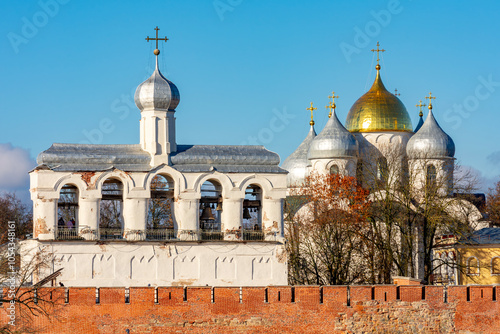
[414,100,426,132]
[307,102,317,126]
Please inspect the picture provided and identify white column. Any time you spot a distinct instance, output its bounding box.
[176,198,199,240]
[221,199,243,241]
[262,198,283,241]
[123,197,148,241]
[78,198,99,240]
[33,197,57,240]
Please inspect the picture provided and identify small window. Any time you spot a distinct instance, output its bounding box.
[329,164,339,175]
[377,157,388,182]
[492,257,500,275]
[467,257,479,275]
[426,165,437,188]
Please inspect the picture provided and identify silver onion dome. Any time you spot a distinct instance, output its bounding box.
[282,125,316,187]
[406,109,455,159]
[135,58,180,111]
[307,110,358,160]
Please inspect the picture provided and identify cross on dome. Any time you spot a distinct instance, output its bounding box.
[371,41,385,70]
[416,100,426,117]
[425,92,436,110]
[394,88,400,96]
[146,26,169,56]
[326,92,339,118]
[307,102,317,126]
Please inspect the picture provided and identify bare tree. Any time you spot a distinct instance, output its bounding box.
[487,180,500,226]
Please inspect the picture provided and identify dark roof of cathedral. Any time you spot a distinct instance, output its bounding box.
[461,228,500,245]
[35,143,286,174]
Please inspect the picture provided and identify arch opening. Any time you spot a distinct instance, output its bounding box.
[243,184,263,240]
[57,184,80,240]
[147,174,175,240]
[99,178,124,240]
[200,180,223,240]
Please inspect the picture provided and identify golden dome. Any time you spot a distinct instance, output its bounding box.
[345,69,413,132]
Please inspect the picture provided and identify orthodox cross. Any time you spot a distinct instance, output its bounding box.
[146,26,169,55]
[326,92,339,118]
[425,92,436,110]
[307,102,317,126]
[394,88,400,96]
[371,41,385,66]
[415,100,426,117]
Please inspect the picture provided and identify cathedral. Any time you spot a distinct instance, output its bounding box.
[282,44,456,194]
[24,28,288,287]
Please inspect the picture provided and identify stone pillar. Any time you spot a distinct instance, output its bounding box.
[262,198,283,241]
[176,198,199,240]
[221,198,243,241]
[123,197,148,241]
[78,198,99,240]
[33,197,57,240]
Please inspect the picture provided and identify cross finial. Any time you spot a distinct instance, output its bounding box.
[307,102,317,126]
[394,88,400,97]
[326,91,339,118]
[415,100,427,117]
[371,41,385,70]
[145,26,169,56]
[425,92,436,110]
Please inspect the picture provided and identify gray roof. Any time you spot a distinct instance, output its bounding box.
[281,125,316,187]
[172,145,286,173]
[461,228,500,245]
[406,109,455,159]
[36,143,152,172]
[307,110,359,160]
[36,143,286,174]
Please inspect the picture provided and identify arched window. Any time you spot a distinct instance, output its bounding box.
[356,162,363,185]
[492,257,500,275]
[243,185,263,240]
[467,257,479,275]
[377,157,388,183]
[427,165,437,188]
[99,178,124,240]
[200,180,222,240]
[147,174,174,240]
[57,184,79,240]
[329,164,339,175]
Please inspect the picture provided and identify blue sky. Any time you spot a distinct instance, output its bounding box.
[1,0,499,201]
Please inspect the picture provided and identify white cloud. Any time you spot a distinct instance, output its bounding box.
[0,143,36,193]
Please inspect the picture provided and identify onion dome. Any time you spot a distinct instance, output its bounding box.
[307,110,358,160]
[345,66,412,132]
[414,113,424,132]
[406,105,455,159]
[135,58,180,111]
[282,124,316,187]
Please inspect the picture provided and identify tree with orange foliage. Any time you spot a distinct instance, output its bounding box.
[286,172,371,285]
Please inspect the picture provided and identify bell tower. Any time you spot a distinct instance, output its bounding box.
[134,27,180,166]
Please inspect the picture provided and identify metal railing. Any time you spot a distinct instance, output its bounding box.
[243,230,265,241]
[200,230,224,241]
[146,229,176,241]
[57,227,83,240]
[99,228,123,240]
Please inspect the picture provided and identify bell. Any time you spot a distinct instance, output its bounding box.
[200,206,216,220]
[216,202,222,211]
[243,207,252,220]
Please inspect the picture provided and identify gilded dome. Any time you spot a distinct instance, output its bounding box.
[135,58,180,111]
[345,70,412,132]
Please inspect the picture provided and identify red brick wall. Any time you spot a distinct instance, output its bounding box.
[1,285,499,333]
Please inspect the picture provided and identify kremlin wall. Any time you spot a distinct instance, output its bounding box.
[2,285,499,333]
